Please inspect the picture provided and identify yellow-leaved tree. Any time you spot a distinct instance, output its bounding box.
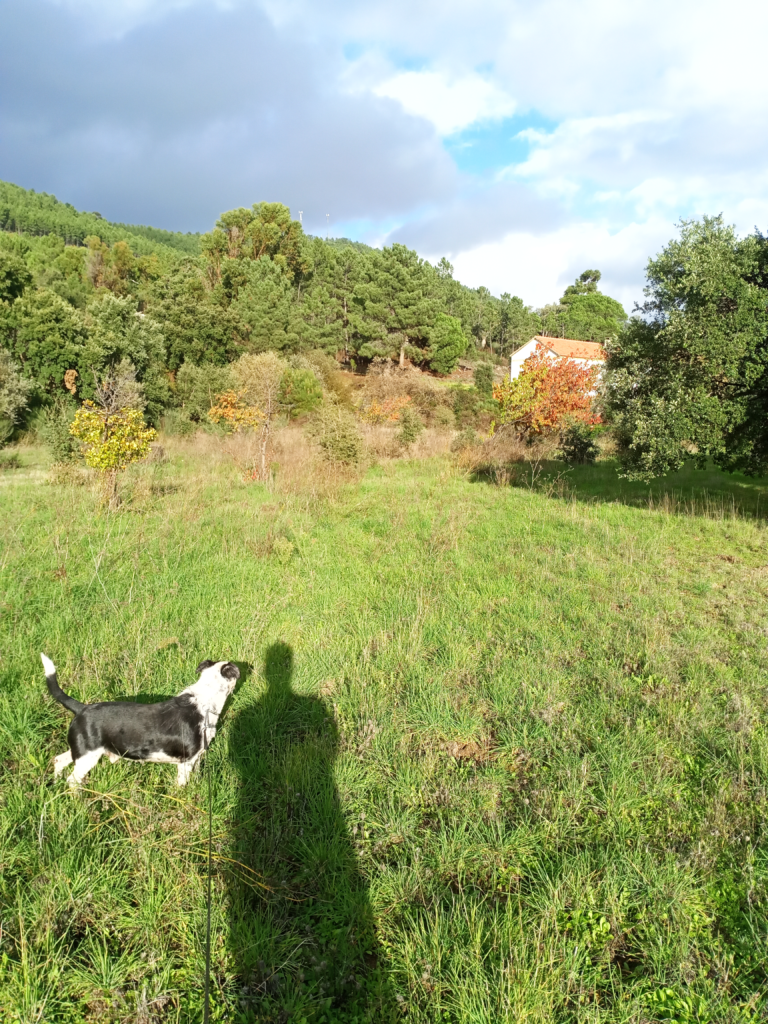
[208,353,286,481]
[69,364,157,508]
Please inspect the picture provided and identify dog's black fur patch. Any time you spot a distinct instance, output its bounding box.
[67,695,205,762]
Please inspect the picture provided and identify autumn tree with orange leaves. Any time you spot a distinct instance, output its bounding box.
[493,347,600,437]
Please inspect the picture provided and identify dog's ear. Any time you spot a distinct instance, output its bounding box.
[196,660,215,674]
[221,662,240,682]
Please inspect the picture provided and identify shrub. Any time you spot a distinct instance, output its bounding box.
[557,421,600,464]
[397,406,424,449]
[0,348,34,445]
[453,386,482,427]
[473,362,494,399]
[279,367,323,418]
[69,365,158,507]
[161,409,196,437]
[208,391,263,432]
[174,361,235,421]
[432,405,455,430]
[40,397,79,463]
[450,427,479,453]
[70,401,157,507]
[223,353,288,481]
[362,394,411,424]
[307,405,365,465]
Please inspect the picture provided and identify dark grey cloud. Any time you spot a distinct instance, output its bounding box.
[0,0,456,233]
[384,179,568,257]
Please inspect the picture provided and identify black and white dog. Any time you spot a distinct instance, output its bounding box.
[41,653,240,788]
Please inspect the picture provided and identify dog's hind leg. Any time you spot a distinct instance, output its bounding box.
[68,748,105,789]
[53,749,73,777]
[176,761,194,787]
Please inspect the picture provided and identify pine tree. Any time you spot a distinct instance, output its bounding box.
[352,244,439,364]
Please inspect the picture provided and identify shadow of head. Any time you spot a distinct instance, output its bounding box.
[264,642,293,698]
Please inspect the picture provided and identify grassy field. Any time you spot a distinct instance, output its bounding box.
[1,438,768,1023]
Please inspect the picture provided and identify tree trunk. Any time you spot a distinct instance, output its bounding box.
[399,341,406,369]
[259,420,271,481]
[107,468,119,510]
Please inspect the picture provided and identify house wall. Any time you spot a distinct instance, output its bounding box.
[509,341,604,381]
[509,339,539,380]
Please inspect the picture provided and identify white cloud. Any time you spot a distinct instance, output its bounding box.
[511,111,673,182]
[448,218,674,310]
[374,70,516,136]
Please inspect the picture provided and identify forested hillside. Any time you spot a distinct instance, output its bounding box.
[0,180,200,256]
[0,179,627,433]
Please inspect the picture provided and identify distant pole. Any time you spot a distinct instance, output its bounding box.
[326,213,329,240]
[299,211,303,224]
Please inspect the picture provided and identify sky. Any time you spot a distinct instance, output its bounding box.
[1,0,767,309]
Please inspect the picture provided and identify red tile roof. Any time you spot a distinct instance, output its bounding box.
[535,336,606,360]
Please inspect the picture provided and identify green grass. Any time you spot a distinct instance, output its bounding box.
[1,443,768,1022]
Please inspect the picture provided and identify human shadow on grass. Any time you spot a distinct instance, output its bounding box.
[227,642,397,1021]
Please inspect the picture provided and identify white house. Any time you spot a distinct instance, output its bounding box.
[509,335,606,380]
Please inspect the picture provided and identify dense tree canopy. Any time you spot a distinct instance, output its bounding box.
[0,177,631,436]
[602,216,768,479]
[539,269,627,342]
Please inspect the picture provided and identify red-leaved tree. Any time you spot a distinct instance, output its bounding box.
[493,346,600,437]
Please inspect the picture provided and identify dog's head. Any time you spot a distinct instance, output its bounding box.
[196,660,241,698]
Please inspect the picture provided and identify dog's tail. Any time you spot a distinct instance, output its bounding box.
[41,653,84,715]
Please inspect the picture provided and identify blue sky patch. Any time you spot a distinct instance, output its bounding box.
[444,112,557,177]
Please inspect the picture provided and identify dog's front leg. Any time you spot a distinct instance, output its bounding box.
[177,762,194,786]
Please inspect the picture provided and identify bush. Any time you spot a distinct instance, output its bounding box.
[39,397,79,463]
[232,352,287,414]
[279,367,323,419]
[557,421,600,464]
[450,427,479,453]
[162,409,196,437]
[473,362,494,399]
[452,386,482,427]
[397,406,424,449]
[307,405,365,466]
[301,350,352,406]
[175,361,235,421]
[433,405,455,430]
[0,348,34,445]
